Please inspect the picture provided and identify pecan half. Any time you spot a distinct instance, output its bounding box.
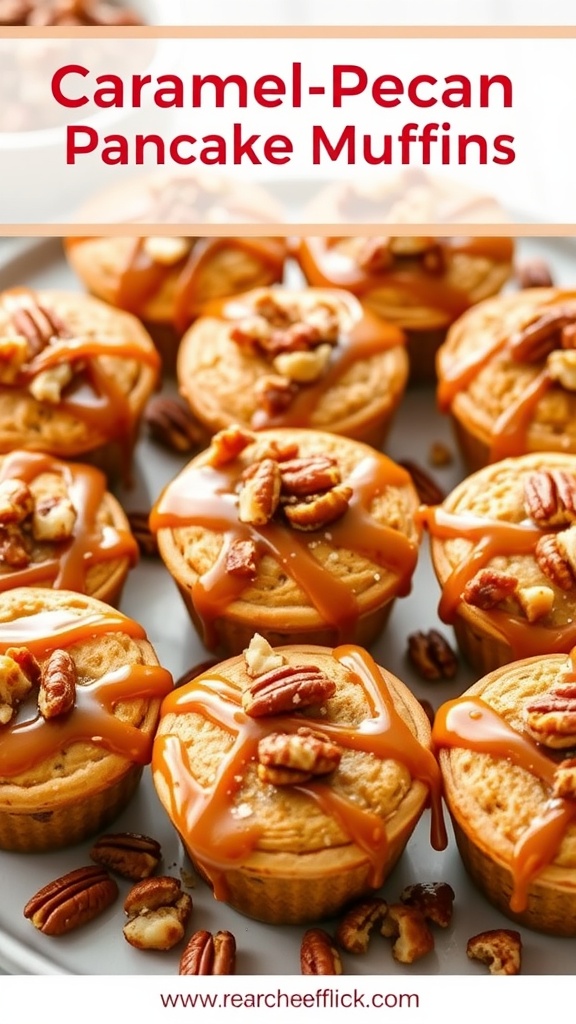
[279,456,341,497]
[462,569,518,610]
[179,929,236,975]
[300,928,343,975]
[283,484,352,532]
[38,649,76,720]
[144,396,207,454]
[466,929,522,975]
[380,904,434,964]
[535,528,576,591]
[127,511,158,557]
[524,682,576,749]
[508,309,576,363]
[238,458,282,525]
[243,664,336,718]
[24,865,118,936]
[90,832,162,881]
[407,629,458,681]
[10,295,69,358]
[524,470,576,527]
[257,727,341,785]
[515,259,554,289]
[123,876,193,951]
[398,459,445,505]
[400,882,455,928]
[336,897,388,954]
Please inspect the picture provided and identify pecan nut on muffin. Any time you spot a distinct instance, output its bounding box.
[176,285,408,448]
[0,587,172,852]
[296,233,513,382]
[153,636,445,924]
[434,648,576,935]
[150,426,422,656]
[418,452,576,675]
[0,450,138,605]
[0,287,159,480]
[436,288,576,472]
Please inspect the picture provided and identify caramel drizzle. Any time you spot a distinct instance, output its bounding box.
[150,452,418,649]
[0,607,173,776]
[0,451,138,593]
[436,295,576,462]
[298,237,514,320]
[152,645,445,899]
[417,505,576,659]
[211,291,405,431]
[433,695,576,912]
[110,238,286,332]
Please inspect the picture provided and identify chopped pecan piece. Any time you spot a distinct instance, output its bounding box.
[90,832,162,881]
[24,865,118,936]
[462,569,518,610]
[253,374,298,416]
[238,458,282,525]
[123,876,193,951]
[32,495,76,542]
[398,459,445,505]
[207,425,254,467]
[0,527,30,568]
[524,469,576,527]
[273,343,332,383]
[535,529,576,591]
[225,538,258,579]
[257,727,341,785]
[280,456,341,497]
[243,633,286,678]
[515,259,554,289]
[336,897,388,954]
[5,645,41,687]
[127,511,158,557]
[516,584,554,623]
[179,929,236,975]
[524,682,576,749]
[400,882,455,928]
[144,396,207,454]
[466,928,522,975]
[407,629,458,682]
[243,663,336,718]
[283,484,352,532]
[552,757,576,799]
[300,928,343,975]
[38,649,76,720]
[380,903,434,964]
[548,349,576,390]
[0,478,34,525]
[0,651,34,725]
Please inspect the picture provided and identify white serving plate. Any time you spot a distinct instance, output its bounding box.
[0,236,575,976]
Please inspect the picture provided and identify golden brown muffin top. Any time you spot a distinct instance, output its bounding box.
[434,650,576,912]
[419,452,576,659]
[0,288,159,456]
[153,638,443,890]
[150,426,421,648]
[437,288,576,460]
[177,285,407,435]
[0,587,172,798]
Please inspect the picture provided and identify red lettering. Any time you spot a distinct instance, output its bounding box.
[52,64,88,108]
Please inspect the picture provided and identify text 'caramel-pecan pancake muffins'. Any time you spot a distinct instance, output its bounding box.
[0,450,138,605]
[176,286,408,448]
[0,587,172,853]
[433,649,576,935]
[150,426,422,656]
[153,636,446,925]
[296,235,514,382]
[418,452,576,676]
[437,288,576,472]
[0,287,159,481]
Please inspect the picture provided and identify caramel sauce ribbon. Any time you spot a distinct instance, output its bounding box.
[150,452,419,646]
[152,645,445,898]
[433,695,576,912]
[0,451,138,593]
